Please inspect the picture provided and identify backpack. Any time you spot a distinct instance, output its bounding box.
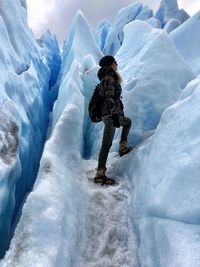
[88,84,103,123]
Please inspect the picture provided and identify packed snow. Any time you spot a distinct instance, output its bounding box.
[74,160,139,267]
[1,0,200,266]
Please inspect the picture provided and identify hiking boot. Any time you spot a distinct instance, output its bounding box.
[119,141,132,157]
[94,167,115,185]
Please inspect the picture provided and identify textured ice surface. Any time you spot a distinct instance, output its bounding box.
[155,0,189,26]
[0,0,200,266]
[125,76,200,266]
[0,0,61,257]
[103,2,143,55]
[163,19,181,33]
[94,19,110,52]
[170,11,200,75]
[111,21,193,147]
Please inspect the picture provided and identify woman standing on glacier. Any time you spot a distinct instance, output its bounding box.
[94,55,132,185]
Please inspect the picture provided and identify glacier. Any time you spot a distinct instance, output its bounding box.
[155,0,189,26]
[0,0,200,266]
[94,19,110,52]
[170,11,200,75]
[0,0,61,258]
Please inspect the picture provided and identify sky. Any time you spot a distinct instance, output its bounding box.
[26,0,199,45]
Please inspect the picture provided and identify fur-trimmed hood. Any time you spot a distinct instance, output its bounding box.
[97,66,119,81]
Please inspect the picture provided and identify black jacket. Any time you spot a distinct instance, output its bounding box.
[97,66,124,117]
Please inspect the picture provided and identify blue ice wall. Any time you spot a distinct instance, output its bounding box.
[0,0,61,258]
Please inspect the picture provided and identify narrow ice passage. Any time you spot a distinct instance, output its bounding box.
[74,159,139,267]
[1,0,200,266]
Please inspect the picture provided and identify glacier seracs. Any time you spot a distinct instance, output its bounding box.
[1,0,200,266]
[115,20,194,146]
[104,0,190,56]
[93,19,110,52]
[163,18,181,33]
[103,2,143,55]
[155,0,190,26]
[0,0,61,258]
[170,11,200,75]
[134,5,153,21]
[0,10,103,266]
[146,17,162,29]
[51,10,103,132]
[124,75,200,266]
[60,11,102,84]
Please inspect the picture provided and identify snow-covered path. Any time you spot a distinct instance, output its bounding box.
[74,160,139,267]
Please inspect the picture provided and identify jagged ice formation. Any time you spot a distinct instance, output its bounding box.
[1,0,200,266]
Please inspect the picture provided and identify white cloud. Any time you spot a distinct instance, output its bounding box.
[178,0,199,15]
[27,0,54,29]
[26,0,200,45]
[27,0,160,44]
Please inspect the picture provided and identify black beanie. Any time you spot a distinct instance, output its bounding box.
[99,55,115,67]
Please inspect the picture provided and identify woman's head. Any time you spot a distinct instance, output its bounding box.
[99,55,118,71]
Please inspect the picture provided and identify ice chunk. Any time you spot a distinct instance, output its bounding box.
[50,61,84,139]
[0,0,60,258]
[0,0,39,63]
[50,12,102,133]
[20,0,27,11]
[103,2,143,55]
[0,104,87,267]
[115,20,194,146]
[146,17,162,29]
[135,5,153,21]
[170,11,200,75]
[155,0,189,26]
[39,31,61,89]
[1,47,87,267]
[128,77,200,266]
[61,10,102,82]
[94,19,110,51]
[163,18,181,33]
[0,5,101,259]
[137,218,200,266]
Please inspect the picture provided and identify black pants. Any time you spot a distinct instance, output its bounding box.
[98,116,132,169]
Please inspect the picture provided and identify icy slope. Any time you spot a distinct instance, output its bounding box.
[124,75,200,267]
[0,0,61,258]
